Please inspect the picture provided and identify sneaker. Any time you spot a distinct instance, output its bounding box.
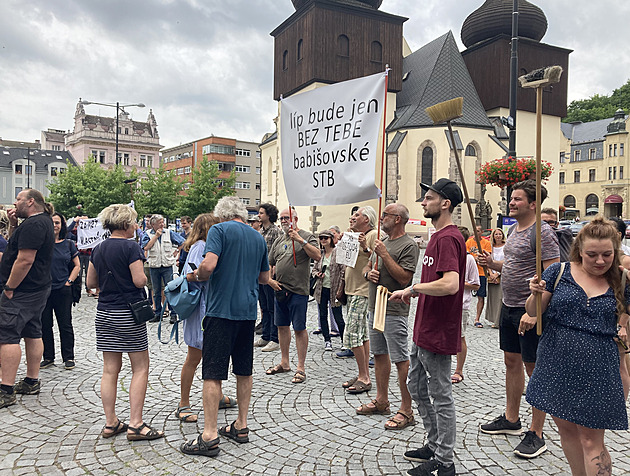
[330,331,340,338]
[404,444,435,463]
[336,349,354,358]
[479,414,522,436]
[261,341,280,352]
[254,338,269,348]
[324,341,333,351]
[169,313,178,325]
[407,459,455,476]
[14,378,41,395]
[312,329,322,335]
[40,359,55,369]
[0,388,16,408]
[513,430,547,459]
[64,360,76,370]
[149,313,161,323]
[369,358,375,368]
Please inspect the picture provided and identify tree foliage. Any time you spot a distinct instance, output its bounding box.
[134,166,183,219]
[176,157,236,218]
[47,159,139,218]
[564,79,630,123]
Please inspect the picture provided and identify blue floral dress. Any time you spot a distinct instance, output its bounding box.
[526,262,629,430]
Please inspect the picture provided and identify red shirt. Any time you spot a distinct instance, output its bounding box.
[413,224,466,355]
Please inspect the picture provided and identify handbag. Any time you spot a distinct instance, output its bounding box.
[164,274,201,321]
[106,270,154,324]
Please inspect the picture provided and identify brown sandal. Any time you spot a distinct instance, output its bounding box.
[266,364,291,375]
[291,370,306,384]
[342,376,358,389]
[101,419,128,438]
[356,399,390,415]
[346,380,372,394]
[384,410,416,430]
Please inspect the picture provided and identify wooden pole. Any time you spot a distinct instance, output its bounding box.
[375,68,390,270]
[535,86,543,335]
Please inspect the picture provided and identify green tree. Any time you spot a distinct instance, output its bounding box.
[564,79,630,123]
[135,165,183,220]
[176,157,236,218]
[47,158,139,218]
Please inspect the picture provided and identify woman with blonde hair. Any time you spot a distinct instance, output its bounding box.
[87,204,164,441]
[175,213,236,422]
[526,217,628,475]
[485,228,505,328]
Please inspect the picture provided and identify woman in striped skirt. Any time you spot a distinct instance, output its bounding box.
[87,204,164,441]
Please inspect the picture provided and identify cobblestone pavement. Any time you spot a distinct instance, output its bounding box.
[2,258,630,475]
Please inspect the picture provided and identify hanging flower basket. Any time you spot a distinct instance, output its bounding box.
[475,157,553,188]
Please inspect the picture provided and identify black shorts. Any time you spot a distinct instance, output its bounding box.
[474,275,487,298]
[0,287,51,345]
[499,304,539,363]
[201,316,255,380]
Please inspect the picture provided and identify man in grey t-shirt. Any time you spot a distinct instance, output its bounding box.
[357,203,419,429]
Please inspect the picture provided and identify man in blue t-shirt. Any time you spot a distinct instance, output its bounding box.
[180,197,269,458]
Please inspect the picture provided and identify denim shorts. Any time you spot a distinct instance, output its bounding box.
[274,292,308,331]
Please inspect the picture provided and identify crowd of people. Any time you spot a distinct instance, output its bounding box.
[0,180,629,475]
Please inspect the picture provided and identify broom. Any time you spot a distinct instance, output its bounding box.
[425,97,488,275]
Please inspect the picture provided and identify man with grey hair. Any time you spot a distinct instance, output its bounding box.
[140,214,185,322]
[180,196,269,457]
[266,208,320,384]
[339,206,378,395]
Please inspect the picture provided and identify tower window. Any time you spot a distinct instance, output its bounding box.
[282,50,288,71]
[337,35,349,57]
[370,41,382,63]
[297,39,303,61]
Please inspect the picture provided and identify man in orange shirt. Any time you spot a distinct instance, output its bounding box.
[466,226,491,327]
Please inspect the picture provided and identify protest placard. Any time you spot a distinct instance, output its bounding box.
[76,218,111,250]
[336,232,360,268]
[280,72,386,206]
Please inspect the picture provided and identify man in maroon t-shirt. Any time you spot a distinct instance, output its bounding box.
[390,178,465,476]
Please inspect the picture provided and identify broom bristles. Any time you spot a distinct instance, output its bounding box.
[425,97,463,125]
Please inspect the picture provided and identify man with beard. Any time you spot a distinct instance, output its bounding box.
[266,208,320,384]
[390,178,465,476]
[357,203,419,429]
[0,189,55,408]
[479,180,559,459]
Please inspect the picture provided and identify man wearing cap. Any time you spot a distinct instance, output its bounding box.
[390,178,465,476]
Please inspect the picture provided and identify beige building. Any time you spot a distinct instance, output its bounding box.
[559,109,629,219]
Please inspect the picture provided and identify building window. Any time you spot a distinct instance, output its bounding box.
[614,166,617,180]
[116,153,121,165]
[588,169,595,182]
[51,167,58,177]
[235,149,251,157]
[202,144,235,155]
[614,144,618,156]
[421,147,433,196]
[560,152,566,163]
[465,145,477,156]
[239,197,250,205]
[256,167,261,175]
[370,41,382,63]
[184,166,191,174]
[123,153,130,166]
[559,172,565,184]
[297,39,303,61]
[337,35,349,57]
[609,144,613,157]
[621,144,625,156]
[183,182,190,190]
[234,165,250,173]
[282,50,288,70]
[52,145,61,151]
[15,187,22,198]
[25,165,32,175]
[574,170,580,183]
[256,150,261,159]
[124,128,129,135]
[177,168,184,175]
[214,179,226,187]
[609,167,613,180]
[218,162,234,172]
[147,155,153,168]
[255,183,261,190]
[574,150,581,161]
[589,148,596,160]
[585,194,599,216]
[255,199,260,206]
[15,164,22,174]
[564,195,576,208]
[234,181,250,190]
[140,155,146,167]
[621,166,624,180]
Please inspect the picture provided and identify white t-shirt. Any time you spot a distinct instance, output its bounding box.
[462,253,480,310]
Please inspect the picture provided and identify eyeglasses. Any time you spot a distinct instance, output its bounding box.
[319,236,330,240]
[544,220,558,226]
[279,216,291,221]
[381,212,400,219]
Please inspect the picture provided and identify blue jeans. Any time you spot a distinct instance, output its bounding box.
[258,283,278,343]
[149,266,175,316]
[407,343,456,466]
[317,287,344,342]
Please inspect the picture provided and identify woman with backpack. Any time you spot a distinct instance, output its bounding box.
[40,213,80,370]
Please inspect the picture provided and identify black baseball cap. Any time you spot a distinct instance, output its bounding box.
[419,178,463,207]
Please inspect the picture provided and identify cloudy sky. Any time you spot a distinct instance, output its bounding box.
[1,0,628,150]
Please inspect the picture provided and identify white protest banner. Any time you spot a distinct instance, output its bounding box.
[280,72,386,206]
[336,232,360,268]
[76,218,111,250]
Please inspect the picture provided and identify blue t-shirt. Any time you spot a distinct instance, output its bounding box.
[204,220,269,321]
[139,229,185,249]
[91,238,146,310]
[178,230,190,265]
[50,240,79,290]
[0,235,7,254]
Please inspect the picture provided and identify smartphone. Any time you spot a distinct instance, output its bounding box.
[189,263,197,271]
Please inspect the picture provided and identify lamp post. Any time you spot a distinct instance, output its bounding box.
[79,100,145,165]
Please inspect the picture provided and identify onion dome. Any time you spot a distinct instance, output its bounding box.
[607,109,627,134]
[292,0,382,10]
[461,0,547,48]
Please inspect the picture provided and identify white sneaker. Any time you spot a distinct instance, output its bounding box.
[261,341,280,352]
[254,338,269,348]
[324,342,333,351]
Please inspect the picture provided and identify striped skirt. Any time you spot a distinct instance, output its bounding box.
[95,308,148,353]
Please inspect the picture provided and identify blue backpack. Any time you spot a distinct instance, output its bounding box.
[160,273,202,344]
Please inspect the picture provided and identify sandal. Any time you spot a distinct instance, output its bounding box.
[180,434,220,457]
[219,395,237,409]
[101,418,128,438]
[291,370,306,384]
[127,422,165,441]
[451,371,464,384]
[342,376,358,389]
[356,399,391,415]
[219,420,250,443]
[266,364,292,375]
[346,380,372,394]
[474,322,483,328]
[384,411,416,430]
[175,405,198,423]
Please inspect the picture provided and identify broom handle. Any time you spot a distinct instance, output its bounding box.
[535,86,543,335]
[446,122,489,276]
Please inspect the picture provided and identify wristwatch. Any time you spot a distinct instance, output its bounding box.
[67,279,74,284]
[3,284,15,292]
[408,284,419,297]
[364,271,369,280]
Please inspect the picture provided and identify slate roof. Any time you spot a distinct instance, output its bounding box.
[388,31,493,132]
[386,131,407,153]
[560,116,628,144]
[0,147,77,168]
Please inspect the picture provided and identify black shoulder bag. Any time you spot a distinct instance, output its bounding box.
[105,268,154,324]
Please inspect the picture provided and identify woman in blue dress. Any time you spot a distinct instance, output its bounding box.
[175,213,236,422]
[526,217,629,476]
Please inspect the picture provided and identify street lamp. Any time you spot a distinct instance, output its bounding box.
[79,100,145,166]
